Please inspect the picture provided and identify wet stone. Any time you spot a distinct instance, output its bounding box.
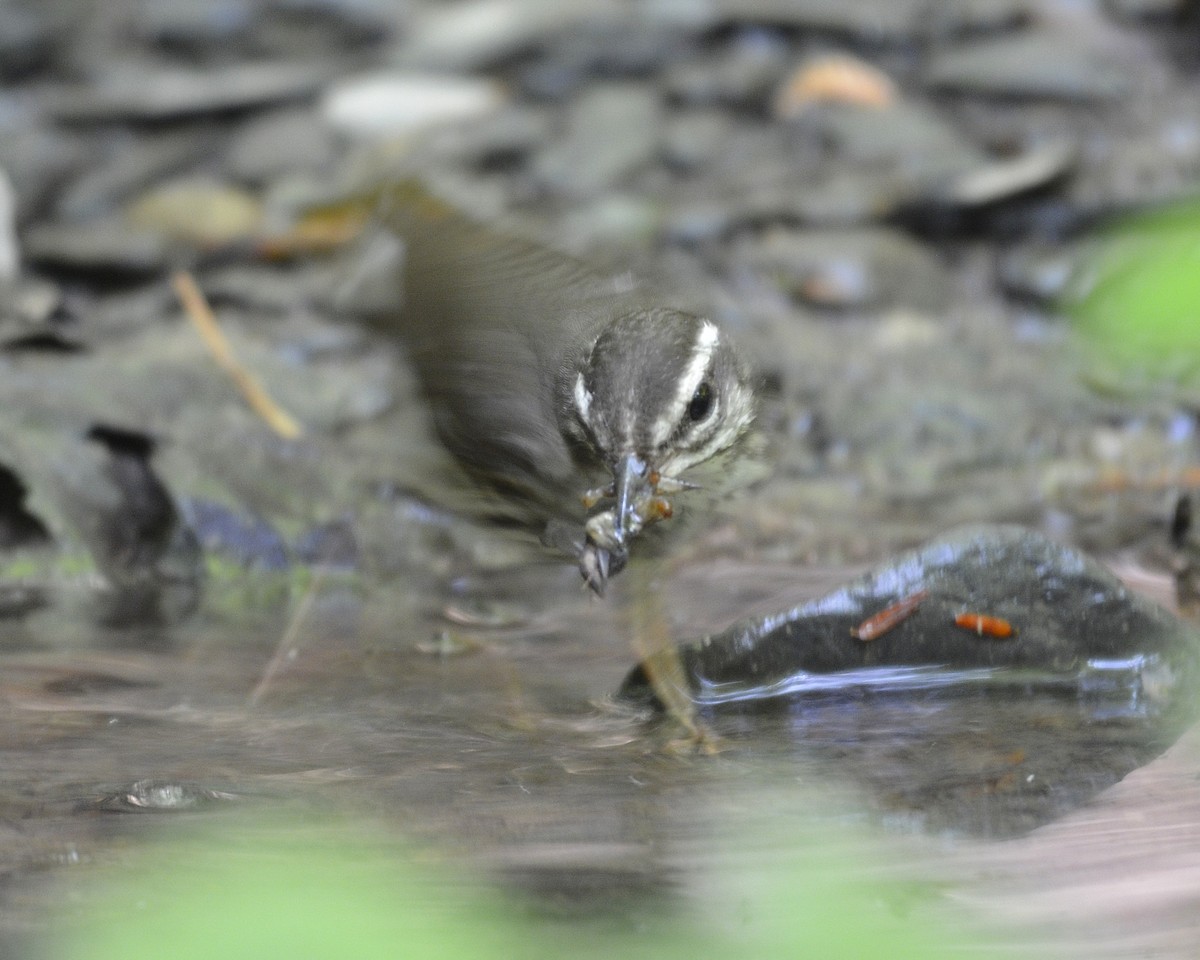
[0,3,55,79]
[225,108,338,185]
[715,0,926,42]
[1105,0,1186,20]
[321,72,508,139]
[797,101,984,180]
[126,176,264,247]
[734,172,908,227]
[919,0,1032,39]
[55,129,211,221]
[414,106,553,169]
[661,109,732,173]
[740,226,953,311]
[180,497,291,571]
[663,35,789,108]
[997,243,1078,303]
[44,60,327,122]
[0,169,17,281]
[22,218,175,281]
[0,123,88,225]
[531,82,662,198]
[622,526,1200,706]
[394,0,601,71]
[133,0,257,49]
[91,779,240,813]
[925,31,1133,101]
[0,277,71,350]
[932,139,1077,208]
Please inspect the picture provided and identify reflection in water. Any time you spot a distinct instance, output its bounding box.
[0,561,1195,956]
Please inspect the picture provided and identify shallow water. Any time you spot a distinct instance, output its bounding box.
[2,554,1195,955]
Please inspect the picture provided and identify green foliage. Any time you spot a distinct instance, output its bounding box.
[54,816,992,960]
[1071,198,1200,402]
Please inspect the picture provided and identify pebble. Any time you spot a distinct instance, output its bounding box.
[414,106,553,168]
[321,72,508,139]
[44,60,327,122]
[133,0,257,48]
[716,0,926,42]
[22,218,174,280]
[998,244,1078,302]
[531,82,662,198]
[179,497,291,571]
[661,109,732,172]
[0,276,67,349]
[742,225,953,311]
[925,31,1133,101]
[0,3,54,79]
[936,140,1077,208]
[0,122,88,224]
[225,108,338,185]
[663,34,788,108]
[395,0,605,71]
[55,129,210,221]
[126,177,264,247]
[799,101,985,177]
[0,168,19,281]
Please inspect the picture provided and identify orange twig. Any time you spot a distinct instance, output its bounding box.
[172,270,303,440]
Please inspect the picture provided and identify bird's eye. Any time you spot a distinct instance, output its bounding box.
[687,381,714,422]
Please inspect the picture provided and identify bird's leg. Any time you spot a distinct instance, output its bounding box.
[625,554,721,753]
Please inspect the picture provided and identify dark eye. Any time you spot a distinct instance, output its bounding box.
[687,381,714,422]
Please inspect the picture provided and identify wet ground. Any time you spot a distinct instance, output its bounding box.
[3,0,1200,955]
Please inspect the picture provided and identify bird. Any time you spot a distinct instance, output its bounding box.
[346,180,758,596]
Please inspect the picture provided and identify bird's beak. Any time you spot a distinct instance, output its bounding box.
[612,452,649,545]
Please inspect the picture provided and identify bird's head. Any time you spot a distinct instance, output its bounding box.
[561,308,756,591]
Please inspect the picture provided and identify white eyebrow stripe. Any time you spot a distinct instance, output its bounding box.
[573,371,592,423]
[649,320,720,448]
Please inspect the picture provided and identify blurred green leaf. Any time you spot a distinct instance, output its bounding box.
[1071,198,1200,404]
[54,814,994,960]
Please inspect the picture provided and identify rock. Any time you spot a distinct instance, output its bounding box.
[321,72,508,139]
[133,0,257,49]
[740,226,953,311]
[22,218,174,281]
[0,121,87,224]
[736,171,909,227]
[0,276,71,350]
[0,168,18,281]
[395,0,613,70]
[797,100,985,180]
[0,2,55,79]
[268,0,404,43]
[126,177,264,247]
[1105,0,1186,20]
[225,108,338,185]
[43,426,204,626]
[661,109,732,172]
[716,0,926,42]
[55,129,210,221]
[933,140,1077,208]
[998,243,1077,302]
[413,106,553,168]
[920,0,1031,38]
[179,497,291,571]
[925,32,1133,101]
[621,526,1200,706]
[663,32,789,108]
[531,82,661,197]
[44,60,326,122]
